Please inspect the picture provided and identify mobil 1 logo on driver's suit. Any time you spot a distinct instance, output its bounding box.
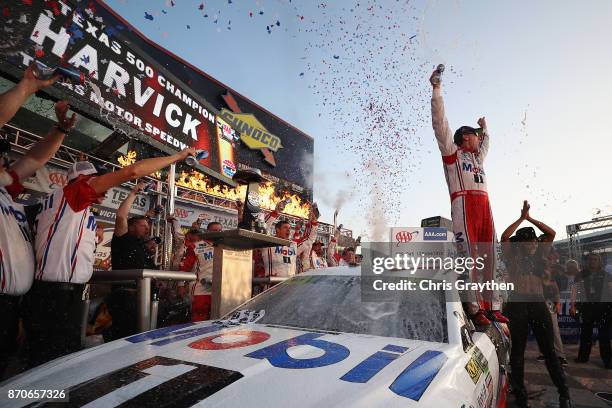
[423,227,448,241]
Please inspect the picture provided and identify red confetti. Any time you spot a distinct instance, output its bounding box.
[35,48,45,58]
[2,8,9,17]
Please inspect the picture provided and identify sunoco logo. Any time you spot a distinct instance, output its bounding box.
[219,109,283,152]
[423,227,448,241]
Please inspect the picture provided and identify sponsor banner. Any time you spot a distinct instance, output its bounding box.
[1,0,221,171]
[173,199,238,230]
[423,227,448,241]
[219,109,283,153]
[390,227,455,259]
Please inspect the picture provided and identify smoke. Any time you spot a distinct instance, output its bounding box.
[365,183,388,242]
[313,168,356,214]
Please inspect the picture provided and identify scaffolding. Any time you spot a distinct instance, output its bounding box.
[565,215,612,260]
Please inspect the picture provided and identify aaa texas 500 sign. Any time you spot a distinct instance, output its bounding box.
[1,1,215,161]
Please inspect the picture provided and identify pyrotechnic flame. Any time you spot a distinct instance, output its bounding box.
[117,150,136,167]
[176,171,310,218]
[117,150,161,178]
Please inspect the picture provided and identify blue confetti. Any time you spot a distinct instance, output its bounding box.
[333,55,340,59]
[144,12,154,21]
[276,20,280,26]
[259,10,264,15]
[186,25,191,29]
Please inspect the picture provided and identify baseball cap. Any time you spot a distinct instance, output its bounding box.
[67,161,98,181]
[515,227,537,242]
[453,126,483,145]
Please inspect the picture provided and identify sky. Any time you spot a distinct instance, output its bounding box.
[105,0,612,241]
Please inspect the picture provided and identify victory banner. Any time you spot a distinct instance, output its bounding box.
[0,0,230,178]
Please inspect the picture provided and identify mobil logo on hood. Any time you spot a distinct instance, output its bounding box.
[423,227,448,241]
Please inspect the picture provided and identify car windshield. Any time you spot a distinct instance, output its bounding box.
[232,275,448,343]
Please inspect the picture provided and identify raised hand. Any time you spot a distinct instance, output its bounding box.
[24,63,60,93]
[520,200,530,220]
[477,117,487,129]
[54,100,77,131]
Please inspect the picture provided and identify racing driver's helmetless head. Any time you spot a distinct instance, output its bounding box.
[275,220,291,239]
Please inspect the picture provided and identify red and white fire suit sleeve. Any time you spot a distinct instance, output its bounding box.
[431,87,457,156]
[296,220,318,259]
[169,218,186,271]
[327,236,339,267]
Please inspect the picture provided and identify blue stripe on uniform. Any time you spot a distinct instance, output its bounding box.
[39,199,68,277]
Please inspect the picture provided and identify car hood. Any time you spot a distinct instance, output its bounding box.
[1,322,469,407]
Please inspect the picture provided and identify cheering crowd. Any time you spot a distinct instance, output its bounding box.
[0,65,359,380]
[0,63,609,408]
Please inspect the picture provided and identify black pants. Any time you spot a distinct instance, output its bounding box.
[506,301,569,398]
[0,294,21,379]
[22,281,85,369]
[104,287,138,341]
[577,302,611,364]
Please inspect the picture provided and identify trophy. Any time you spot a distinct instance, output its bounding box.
[233,168,266,233]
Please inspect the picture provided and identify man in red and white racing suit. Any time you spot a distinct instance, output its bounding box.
[430,70,508,326]
[253,202,318,286]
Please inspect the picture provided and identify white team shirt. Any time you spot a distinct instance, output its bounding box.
[308,251,328,271]
[431,88,490,199]
[194,241,214,296]
[181,240,214,296]
[254,211,318,278]
[0,175,35,295]
[34,179,99,283]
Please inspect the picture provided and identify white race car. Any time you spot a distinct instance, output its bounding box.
[0,267,509,407]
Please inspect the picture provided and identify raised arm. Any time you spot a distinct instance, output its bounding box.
[114,182,145,237]
[10,101,76,182]
[0,64,59,128]
[89,147,196,195]
[297,210,319,258]
[477,117,490,160]
[327,228,340,267]
[501,200,530,242]
[430,70,456,156]
[527,212,556,242]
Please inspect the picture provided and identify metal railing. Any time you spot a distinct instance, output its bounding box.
[89,269,196,333]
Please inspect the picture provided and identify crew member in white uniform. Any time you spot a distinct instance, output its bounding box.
[24,146,196,368]
[254,202,318,287]
[307,241,328,270]
[0,64,70,376]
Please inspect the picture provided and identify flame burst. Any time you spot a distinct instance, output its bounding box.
[117,150,136,167]
[117,150,161,179]
[176,170,310,218]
